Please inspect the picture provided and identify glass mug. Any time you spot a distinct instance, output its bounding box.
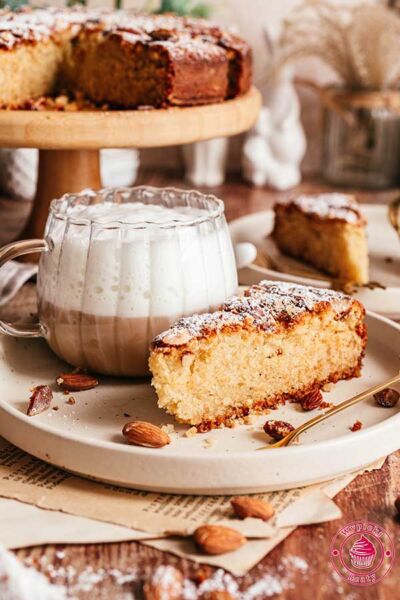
[0,186,254,377]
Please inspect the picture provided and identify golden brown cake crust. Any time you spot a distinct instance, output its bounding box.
[152,280,366,351]
[274,193,366,226]
[0,7,252,108]
[195,363,363,432]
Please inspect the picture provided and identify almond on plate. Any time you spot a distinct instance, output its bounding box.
[300,388,323,411]
[194,524,246,555]
[56,372,98,391]
[263,419,294,440]
[27,385,53,416]
[231,496,275,521]
[122,421,170,448]
[374,388,399,408]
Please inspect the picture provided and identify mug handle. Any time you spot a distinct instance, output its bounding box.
[0,239,47,337]
[234,242,257,270]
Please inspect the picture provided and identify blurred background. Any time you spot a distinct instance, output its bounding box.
[1,0,400,246]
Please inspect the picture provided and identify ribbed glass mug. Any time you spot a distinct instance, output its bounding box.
[0,187,239,376]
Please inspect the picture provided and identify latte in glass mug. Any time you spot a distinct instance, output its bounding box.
[0,187,238,376]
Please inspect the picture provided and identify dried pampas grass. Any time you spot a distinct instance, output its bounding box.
[276,1,400,90]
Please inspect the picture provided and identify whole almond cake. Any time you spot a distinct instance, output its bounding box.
[149,281,367,431]
[0,7,251,108]
[273,193,369,284]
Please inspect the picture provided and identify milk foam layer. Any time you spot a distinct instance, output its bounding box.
[38,201,237,318]
[67,201,209,224]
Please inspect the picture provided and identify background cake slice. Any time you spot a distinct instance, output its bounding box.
[272,193,369,284]
[149,281,367,431]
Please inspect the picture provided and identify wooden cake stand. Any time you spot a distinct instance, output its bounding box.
[0,87,261,240]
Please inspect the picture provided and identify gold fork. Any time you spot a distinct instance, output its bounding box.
[259,373,400,449]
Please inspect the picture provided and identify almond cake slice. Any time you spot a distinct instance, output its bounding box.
[149,281,367,431]
[272,193,369,284]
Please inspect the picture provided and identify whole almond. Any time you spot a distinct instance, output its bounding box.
[56,372,98,391]
[27,385,53,416]
[200,593,235,600]
[231,496,275,522]
[194,524,246,555]
[143,565,183,600]
[374,388,399,408]
[123,421,170,448]
[162,329,191,346]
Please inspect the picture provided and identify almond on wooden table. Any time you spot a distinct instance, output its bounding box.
[122,421,170,448]
[231,496,275,521]
[194,524,246,555]
[143,565,183,600]
[56,372,98,391]
[27,385,53,416]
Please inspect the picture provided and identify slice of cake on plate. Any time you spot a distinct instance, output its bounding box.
[272,193,369,284]
[149,281,367,431]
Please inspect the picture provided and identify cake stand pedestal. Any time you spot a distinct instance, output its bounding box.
[0,87,261,241]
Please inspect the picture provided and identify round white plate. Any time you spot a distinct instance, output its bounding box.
[0,312,399,495]
[229,205,400,319]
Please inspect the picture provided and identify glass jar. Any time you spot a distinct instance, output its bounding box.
[322,89,400,189]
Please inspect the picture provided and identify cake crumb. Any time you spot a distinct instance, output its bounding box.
[322,383,334,392]
[52,406,59,411]
[185,427,198,438]
[66,397,76,405]
[202,437,215,449]
[319,401,333,410]
[161,424,176,434]
[244,414,258,425]
[350,420,363,432]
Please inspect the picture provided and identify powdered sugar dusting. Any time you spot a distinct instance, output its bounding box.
[0,546,66,600]
[243,574,283,598]
[149,565,183,599]
[197,569,239,597]
[280,193,364,224]
[153,280,353,348]
[8,546,311,599]
[0,6,229,54]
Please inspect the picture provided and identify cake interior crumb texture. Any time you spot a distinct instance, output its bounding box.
[272,194,369,284]
[149,281,367,431]
[0,7,251,108]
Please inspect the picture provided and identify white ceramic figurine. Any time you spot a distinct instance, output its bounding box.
[242,30,306,190]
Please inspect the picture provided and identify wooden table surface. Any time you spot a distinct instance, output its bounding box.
[1,172,399,599]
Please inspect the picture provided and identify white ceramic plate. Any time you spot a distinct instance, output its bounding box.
[0,312,399,495]
[229,205,400,319]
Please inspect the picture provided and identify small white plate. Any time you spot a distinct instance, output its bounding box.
[229,205,400,320]
[0,312,399,495]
